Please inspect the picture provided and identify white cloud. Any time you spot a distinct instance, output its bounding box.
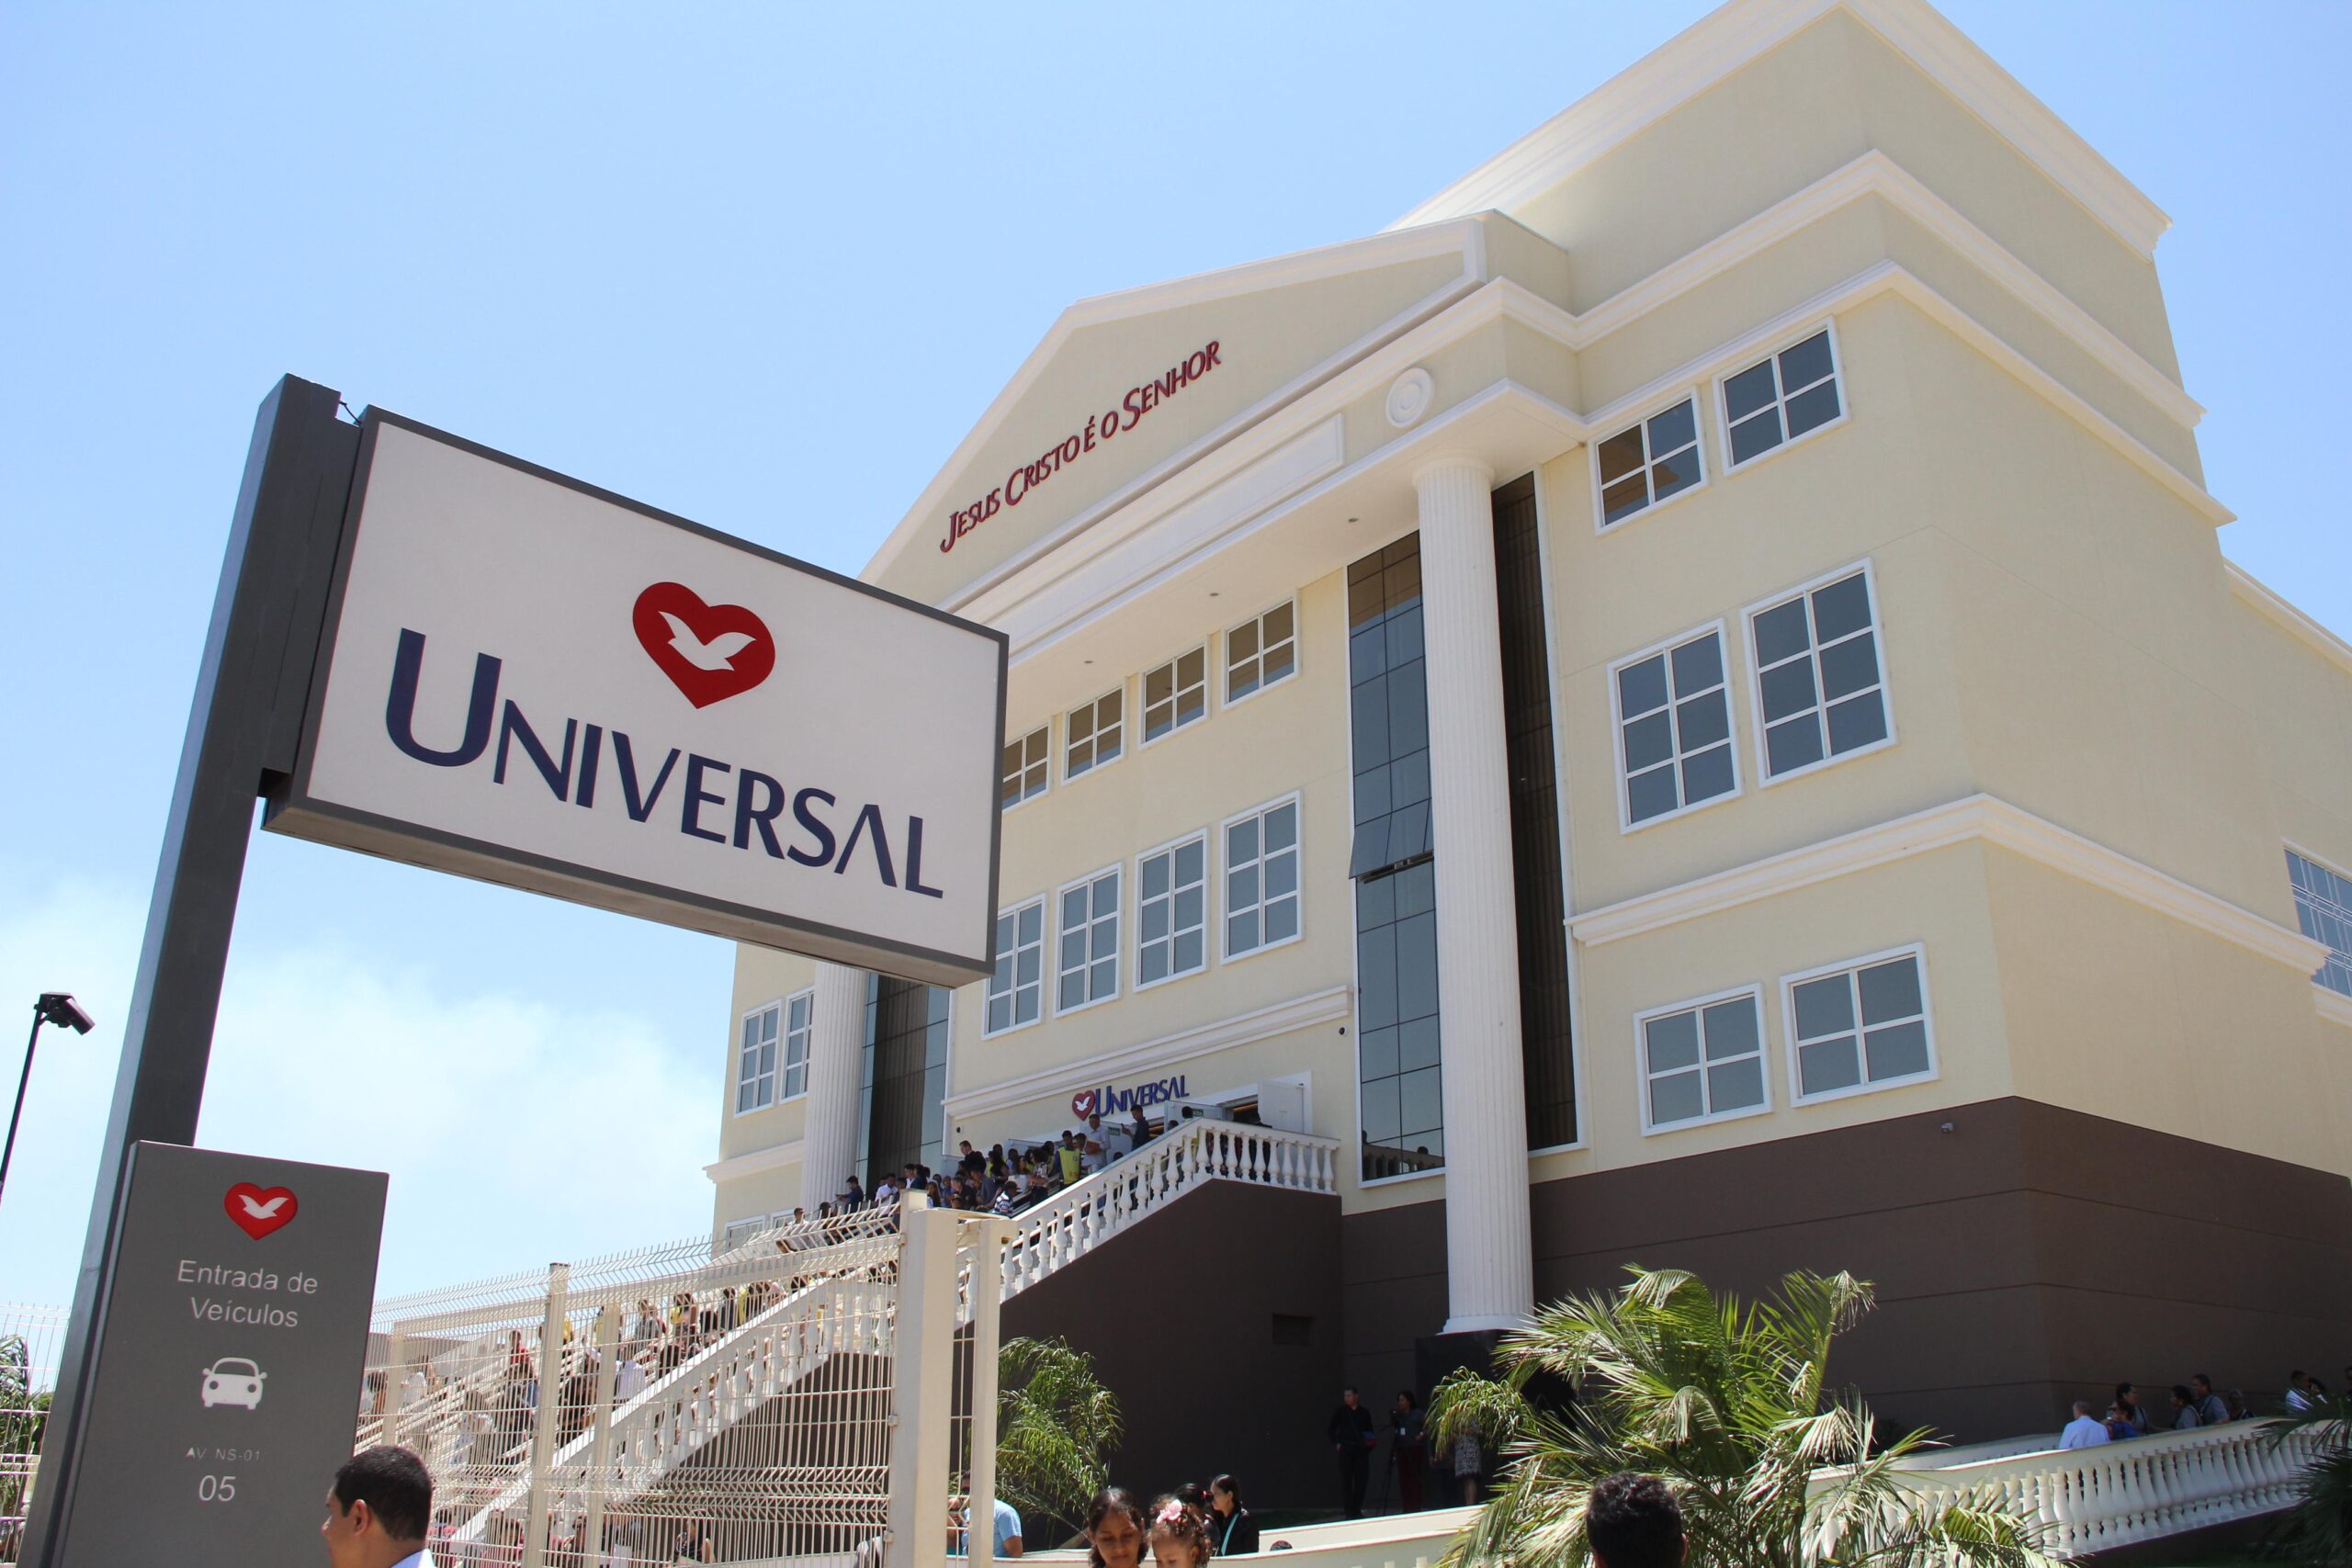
[0,874,719,1313]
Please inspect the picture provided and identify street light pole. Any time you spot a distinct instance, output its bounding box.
[0,992,96,1210]
[0,1004,43,1205]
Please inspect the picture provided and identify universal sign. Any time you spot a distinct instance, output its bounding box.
[267,414,1005,985]
[1070,1073,1189,1121]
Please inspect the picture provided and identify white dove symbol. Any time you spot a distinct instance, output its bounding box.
[240,1194,287,1219]
[660,612,757,672]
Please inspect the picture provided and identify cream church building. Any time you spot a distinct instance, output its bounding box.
[705,0,2352,1486]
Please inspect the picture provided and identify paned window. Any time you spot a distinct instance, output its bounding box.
[1227,602,1297,702]
[780,990,810,1100]
[1639,990,1766,1130]
[2289,849,2352,997]
[1597,396,1703,525]
[1065,688,1124,779]
[1136,836,1208,987]
[986,899,1046,1034]
[736,1002,779,1113]
[861,977,950,1185]
[1348,540,1433,877]
[1615,626,1737,826]
[1748,567,1890,780]
[1001,726,1048,809]
[1142,648,1208,742]
[1225,797,1301,957]
[1056,866,1121,1011]
[720,1218,763,1251]
[1786,948,1934,1102]
[1723,328,1842,468]
[1356,859,1442,1178]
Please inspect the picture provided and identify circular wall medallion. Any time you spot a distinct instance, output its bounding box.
[1385,367,1435,429]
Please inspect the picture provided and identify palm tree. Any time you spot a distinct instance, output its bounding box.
[0,1335,48,1523]
[993,1337,1123,1545]
[2264,1391,2351,1564]
[1426,1267,2053,1568]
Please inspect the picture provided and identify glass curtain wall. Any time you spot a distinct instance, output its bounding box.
[1349,536,1444,1180]
[859,976,949,1187]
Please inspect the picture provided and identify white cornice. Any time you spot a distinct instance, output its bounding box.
[1392,0,2169,256]
[964,254,2225,643]
[1570,794,2326,974]
[2225,561,2352,682]
[2317,987,2352,1031]
[944,985,1352,1122]
[704,1139,805,1186]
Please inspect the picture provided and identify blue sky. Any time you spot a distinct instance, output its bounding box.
[3,1,2346,1307]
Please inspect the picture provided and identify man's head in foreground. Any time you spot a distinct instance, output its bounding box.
[322,1444,431,1568]
[1587,1472,1685,1568]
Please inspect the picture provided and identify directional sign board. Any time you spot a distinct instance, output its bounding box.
[47,1144,386,1567]
[266,412,1006,987]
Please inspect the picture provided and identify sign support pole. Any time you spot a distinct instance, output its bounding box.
[582,1305,619,1564]
[18,378,359,1568]
[522,1262,571,1568]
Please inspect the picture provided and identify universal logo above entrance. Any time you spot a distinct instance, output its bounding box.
[267,413,1007,986]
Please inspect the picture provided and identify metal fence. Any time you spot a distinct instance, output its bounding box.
[0,1303,67,1568]
[360,1199,1005,1568]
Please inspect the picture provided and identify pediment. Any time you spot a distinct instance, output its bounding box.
[866,217,1559,608]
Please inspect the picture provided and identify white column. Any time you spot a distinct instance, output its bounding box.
[1413,457,1536,1335]
[801,962,868,1209]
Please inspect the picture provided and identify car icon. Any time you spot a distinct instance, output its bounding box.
[200,1356,266,1410]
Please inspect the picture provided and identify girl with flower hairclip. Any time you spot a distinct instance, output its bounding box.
[1146,1495,1215,1568]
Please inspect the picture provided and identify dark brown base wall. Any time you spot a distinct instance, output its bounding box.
[1001,1180,1342,1518]
[1341,1098,2352,1443]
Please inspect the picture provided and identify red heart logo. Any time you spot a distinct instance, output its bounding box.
[631,582,776,709]
[1070,1090,1099,1120]
[224,1183,299,1240]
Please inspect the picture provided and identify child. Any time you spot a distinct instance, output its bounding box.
[1147,1495,1216,1568]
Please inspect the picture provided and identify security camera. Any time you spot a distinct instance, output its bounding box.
[37,993,95,1034]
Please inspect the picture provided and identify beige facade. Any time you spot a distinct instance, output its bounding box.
[708,0,2352,1381]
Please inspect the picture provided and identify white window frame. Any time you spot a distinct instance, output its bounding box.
[1589,389,1710,534]
[735,999,782,1115]
[1741,558,1896,788]
[1139,645,1211,748]
[1001,722,1051,813]
[1780,942,1938,1107]
[1063,684,1126,783]
[1133,830,1210,992]
[1221,791,1305,964]
[1634,985,1771,1135]
[1223,598,1301,708]
[1607,619,1743,833]
[1052,863,1123,1017]
[983,896,1047,1038]
[719,1217,763,1251]
[779,987,812,1101]
[1713,318,1849,475]
[2287,840,2352,997]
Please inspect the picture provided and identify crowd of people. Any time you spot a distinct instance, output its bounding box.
[2058,1365,2343,1448]
[812,1107,1164,1220]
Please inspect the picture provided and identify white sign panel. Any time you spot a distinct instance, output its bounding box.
[269,414,1005,985]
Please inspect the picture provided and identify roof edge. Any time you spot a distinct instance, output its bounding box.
[1388,0,2170,256]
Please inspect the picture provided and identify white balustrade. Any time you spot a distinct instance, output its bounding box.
[1821,1419,2332,1558]
[993,1118,1339,1302]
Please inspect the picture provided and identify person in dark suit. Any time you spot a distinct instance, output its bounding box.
[1326,1387,1376,1517]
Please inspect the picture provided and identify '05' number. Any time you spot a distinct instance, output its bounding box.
[198,1473,237,1502]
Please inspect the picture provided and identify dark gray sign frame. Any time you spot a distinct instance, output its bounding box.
[21,377,1006,1565]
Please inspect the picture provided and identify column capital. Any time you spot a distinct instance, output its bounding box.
[1410,454,1497,494]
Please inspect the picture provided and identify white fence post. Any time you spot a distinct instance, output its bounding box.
[886,1196,956,1568]
[967,1213,1013,1568]
[581,1304,619,1563]
[520,1261,570,1568]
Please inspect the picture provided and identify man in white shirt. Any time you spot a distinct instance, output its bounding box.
[2058,1400,2109,1450]
[322,1444,438,1568]
[615,1348,649,1403]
